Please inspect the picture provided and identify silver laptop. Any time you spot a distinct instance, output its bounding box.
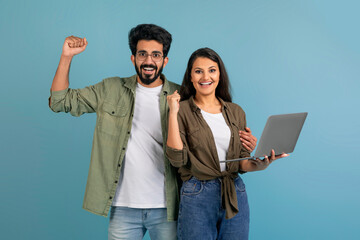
[220,112,308,162]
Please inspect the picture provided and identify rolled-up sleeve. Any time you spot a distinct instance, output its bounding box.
[166,144,188,168]
[49,81,105,116]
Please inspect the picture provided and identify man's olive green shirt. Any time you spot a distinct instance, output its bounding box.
[49,74,180,220]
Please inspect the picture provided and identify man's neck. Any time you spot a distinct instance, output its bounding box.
[136,76,163,88]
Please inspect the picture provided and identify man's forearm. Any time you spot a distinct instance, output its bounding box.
[51,55,73,91]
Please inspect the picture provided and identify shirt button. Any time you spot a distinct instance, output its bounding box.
[118,164,120,167]
[127,131,130,134]
[122,147,125,150]
[112,111,115,114]
[115,181,118,183]
[109,196,112,199]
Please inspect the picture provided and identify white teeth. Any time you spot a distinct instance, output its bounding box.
[200,82,212,85]
[144,67,154,71]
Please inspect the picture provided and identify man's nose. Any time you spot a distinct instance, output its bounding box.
[143,54,154,64]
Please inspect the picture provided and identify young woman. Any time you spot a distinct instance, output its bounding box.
[166,48,288,240]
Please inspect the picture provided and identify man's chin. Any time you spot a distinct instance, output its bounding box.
[139,75,157,85]
[143,73,155,79]
[135,64,164,85]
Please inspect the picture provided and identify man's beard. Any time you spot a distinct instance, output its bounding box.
[135,62,164,85]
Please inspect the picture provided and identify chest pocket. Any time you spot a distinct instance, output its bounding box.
[186,127,200,150]
[98,102,128,135]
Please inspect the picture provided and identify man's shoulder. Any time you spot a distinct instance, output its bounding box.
[100,75,138,92]
[163,77,180,92]
[102,76,132,85]
[167,80,180,88]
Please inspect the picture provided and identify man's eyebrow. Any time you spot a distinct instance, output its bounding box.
[137,50,162,54]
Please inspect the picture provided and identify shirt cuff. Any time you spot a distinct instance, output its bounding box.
[165,146,187,168]
[50,88,69,98]
[49,88,69,111]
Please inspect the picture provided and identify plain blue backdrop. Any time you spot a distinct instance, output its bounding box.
[1,0,359,239]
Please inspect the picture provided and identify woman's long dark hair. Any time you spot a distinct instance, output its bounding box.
[180,47,232,102]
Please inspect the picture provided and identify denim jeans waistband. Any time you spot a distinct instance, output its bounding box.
[189,175,240,184]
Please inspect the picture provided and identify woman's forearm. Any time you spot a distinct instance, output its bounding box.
[167,112,183,150]
[239,159,258,172]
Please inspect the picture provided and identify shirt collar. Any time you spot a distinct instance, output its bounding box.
[189,95,229,112]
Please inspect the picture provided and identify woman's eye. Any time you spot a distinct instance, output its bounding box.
[210,69,216,73]
[195,70,201,74]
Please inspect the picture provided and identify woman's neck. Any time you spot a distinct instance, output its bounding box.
[194,94,222,114]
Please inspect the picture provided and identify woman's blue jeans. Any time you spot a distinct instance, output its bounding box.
[177,176,249,240]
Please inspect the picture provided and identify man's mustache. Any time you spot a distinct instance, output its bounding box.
[141,64,157,71]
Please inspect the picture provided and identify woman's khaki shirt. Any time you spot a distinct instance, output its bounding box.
[166,96,250,219]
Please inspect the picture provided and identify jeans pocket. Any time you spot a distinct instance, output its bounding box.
[235,177,246,192]
[182,177,203,195]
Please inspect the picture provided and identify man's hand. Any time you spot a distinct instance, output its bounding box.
[62,36,88,57]
[239,127,257,152]
[167,90,181,114]
[50,36,88,93]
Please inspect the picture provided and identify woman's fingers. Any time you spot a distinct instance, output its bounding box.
[239,128,257,152]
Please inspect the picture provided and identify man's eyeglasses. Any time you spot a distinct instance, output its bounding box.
[136,51,163,62]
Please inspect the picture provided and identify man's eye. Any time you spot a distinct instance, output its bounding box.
[153,53,160,58]
[139,53,146,57]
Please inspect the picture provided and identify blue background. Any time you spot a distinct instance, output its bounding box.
[1,0,359,239]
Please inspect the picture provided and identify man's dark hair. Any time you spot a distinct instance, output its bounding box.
[180,47,232,102]
[128,24,172,57]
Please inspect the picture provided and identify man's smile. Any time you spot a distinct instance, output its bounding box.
[141,65,156,75]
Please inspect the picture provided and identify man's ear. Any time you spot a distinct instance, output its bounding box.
[131,55,135,66]
[163,56,169,68]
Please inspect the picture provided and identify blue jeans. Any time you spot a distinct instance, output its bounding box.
[177,176,249,240]
[108,207,177,240]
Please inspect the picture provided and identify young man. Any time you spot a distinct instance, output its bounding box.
[49,24,257,240]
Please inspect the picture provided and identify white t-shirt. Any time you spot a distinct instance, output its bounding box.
[112,83,166,208]
[201,110,231,172]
